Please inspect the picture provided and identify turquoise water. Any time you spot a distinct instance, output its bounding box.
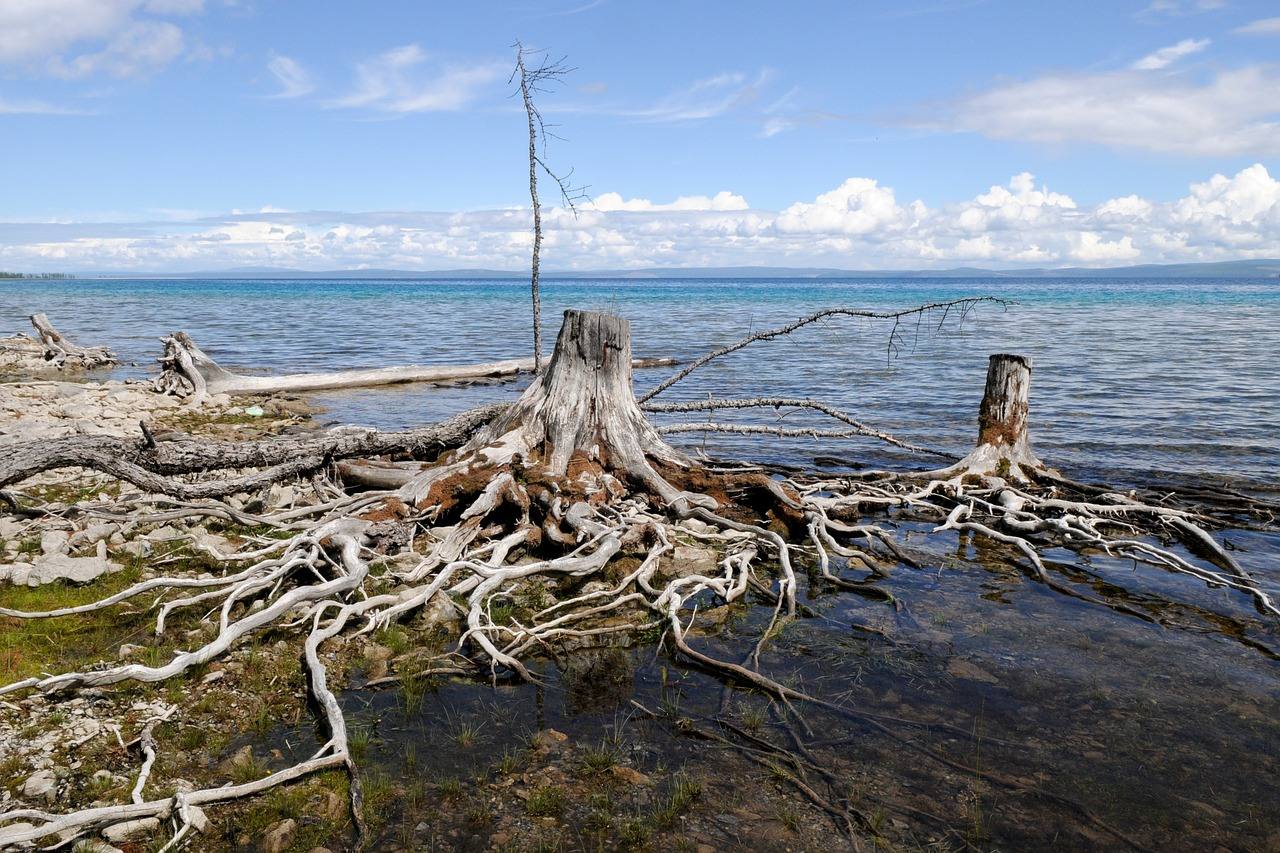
[3,277,1278,484]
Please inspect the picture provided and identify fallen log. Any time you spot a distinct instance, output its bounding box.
[0,404,506,498]
[154,331,676,404]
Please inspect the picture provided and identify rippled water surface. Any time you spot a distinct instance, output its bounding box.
[4,276,1278,486]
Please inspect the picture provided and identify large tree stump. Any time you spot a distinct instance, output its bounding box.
[465,310,687,475]
[401,310,705,508]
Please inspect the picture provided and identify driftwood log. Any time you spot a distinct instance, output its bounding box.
[153,330,674,406]
[29,313,115,369]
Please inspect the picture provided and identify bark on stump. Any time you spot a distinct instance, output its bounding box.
[978,354,1033,456]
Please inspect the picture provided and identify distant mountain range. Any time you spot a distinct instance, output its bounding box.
[69,259,1280,280]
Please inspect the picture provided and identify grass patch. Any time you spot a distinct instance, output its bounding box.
[0,565,153,681]
[525,784,567,818]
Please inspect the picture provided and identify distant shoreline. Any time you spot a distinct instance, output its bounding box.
[18,258,1279,281]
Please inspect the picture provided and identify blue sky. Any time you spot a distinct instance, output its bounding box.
[2,0,1278,271]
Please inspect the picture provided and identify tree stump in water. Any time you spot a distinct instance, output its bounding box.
[977,353,1033,456]
[934,352,1047,482]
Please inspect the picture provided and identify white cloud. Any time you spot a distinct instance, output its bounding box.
[1140,0,1225,16]
[49,20,184,78]
[776,178,920,235]
[1131,37,1209,70]
[592,191,749,212]
[933,65,1280,156]
[329,44,504,113]
[623,70,771,122]
[265,53,313,98]
[0,0,199,77]
[1072,232,1140,261]
[1234,17,1280,35]
[3,165,1278,272]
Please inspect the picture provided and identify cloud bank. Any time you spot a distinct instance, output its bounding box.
[3,165,1278,272]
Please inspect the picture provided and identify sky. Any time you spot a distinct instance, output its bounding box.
[1,0,1279,273]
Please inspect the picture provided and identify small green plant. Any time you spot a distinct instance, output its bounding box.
[526,784,567,818]
[653,773,701,827]
[578,740,620,775]
[349,724,375,763]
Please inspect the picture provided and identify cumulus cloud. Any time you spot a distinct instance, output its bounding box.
[776,178,921,235]
[49,20,185,79]
[0,0,200,77]
[265,53,313,98]
[932,64,1280,156]
[329,44,504,113]
[1131,37,1210,70]
[3,165,1278,272]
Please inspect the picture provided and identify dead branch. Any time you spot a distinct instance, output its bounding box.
[638,297,1008,403]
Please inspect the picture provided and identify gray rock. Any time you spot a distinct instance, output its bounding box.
[187,805,209,833]
[262,818,297,853]
[9,554,122,586]
[120,539,152,559]
[144,525,184,542]
[40,529,70,556]
[70,523,119,549]
[22,769,56,801]
[102,817,160,843]
[669,545,718,577]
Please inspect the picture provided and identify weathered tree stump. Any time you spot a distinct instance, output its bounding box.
[932,352,1048,482]
[401,310,707,509]
[977,353,1033,456]
[464,310,687,475]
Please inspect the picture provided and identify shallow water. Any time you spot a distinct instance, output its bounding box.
[4,276,1279,485]
[5,277,1279,849]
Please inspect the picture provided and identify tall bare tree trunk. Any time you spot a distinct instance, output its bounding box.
[517,51,544,373]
